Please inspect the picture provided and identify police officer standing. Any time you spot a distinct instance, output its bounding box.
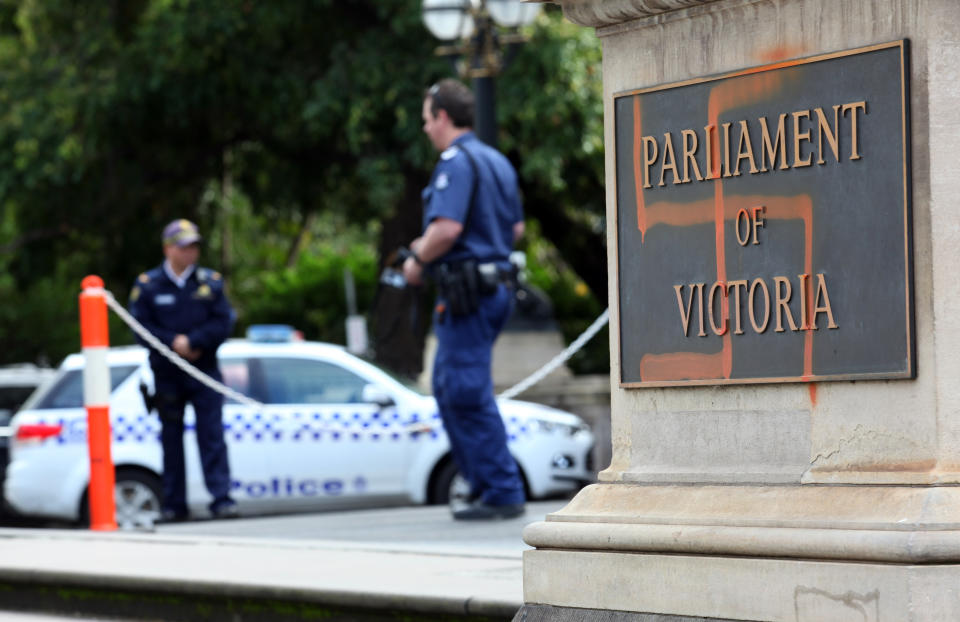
[403,79,526,520]
[129,219,239,522]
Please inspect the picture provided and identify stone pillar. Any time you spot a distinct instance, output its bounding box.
[517,1,960,620]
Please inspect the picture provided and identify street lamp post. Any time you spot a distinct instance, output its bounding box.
[421,0,541,148]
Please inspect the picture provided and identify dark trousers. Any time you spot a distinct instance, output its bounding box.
[432,285,525,506]
[154,372,232,514]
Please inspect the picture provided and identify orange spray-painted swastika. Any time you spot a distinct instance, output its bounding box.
[632,68,816,383]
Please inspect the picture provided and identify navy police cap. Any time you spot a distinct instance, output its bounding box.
[162,219,202,247]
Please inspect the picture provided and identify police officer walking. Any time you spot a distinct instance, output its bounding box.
[403,79,526,520]
[129,219,239,522]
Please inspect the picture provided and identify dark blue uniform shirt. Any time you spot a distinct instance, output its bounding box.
[422,132,523,269]
[128,265,235,376]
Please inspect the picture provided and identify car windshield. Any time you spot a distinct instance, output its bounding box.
[32,365,140,409]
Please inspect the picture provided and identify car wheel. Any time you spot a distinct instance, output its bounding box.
[113,468,162,530]
[429,458,532,508]
[429,459,471,509]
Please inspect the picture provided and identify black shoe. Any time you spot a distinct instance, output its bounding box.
[157,509,189,524]
[211,502,240,519]
[453,500,525,521]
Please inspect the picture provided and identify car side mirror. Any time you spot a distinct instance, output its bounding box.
[361,384,395,408]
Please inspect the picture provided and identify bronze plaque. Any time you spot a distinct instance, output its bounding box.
[615,41,913,387]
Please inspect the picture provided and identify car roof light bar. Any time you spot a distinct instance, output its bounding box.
[246,325,300,343]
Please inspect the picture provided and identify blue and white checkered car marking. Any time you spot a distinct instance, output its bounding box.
[42,409,535,445]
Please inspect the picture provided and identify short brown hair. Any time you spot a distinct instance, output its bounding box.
[426,79,474,128]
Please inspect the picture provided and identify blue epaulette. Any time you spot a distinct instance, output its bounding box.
[137,267,164,290]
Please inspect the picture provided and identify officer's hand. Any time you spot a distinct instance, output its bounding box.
[185,348,202,362]
[402,255,423,287]
[172,334,192,357]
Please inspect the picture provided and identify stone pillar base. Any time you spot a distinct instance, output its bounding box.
[522,550,960,622]
[513,604,738,621]
[521,484,960,621]
[514,604,739,621]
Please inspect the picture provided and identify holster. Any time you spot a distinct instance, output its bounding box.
[436,261,515,316]
[139,382,156,414]
[436,261,480,316]
[476,262,503,296]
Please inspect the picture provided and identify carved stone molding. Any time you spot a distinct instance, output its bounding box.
[524,484,960,563]
[550,0,720,28]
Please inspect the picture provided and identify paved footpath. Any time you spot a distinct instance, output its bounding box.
[0,500,567,621]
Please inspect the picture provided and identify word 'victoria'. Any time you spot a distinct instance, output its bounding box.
[674,274,837,338]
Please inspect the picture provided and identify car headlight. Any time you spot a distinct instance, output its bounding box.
[531,418,590,437]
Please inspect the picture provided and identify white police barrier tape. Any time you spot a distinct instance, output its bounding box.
[103,288,608,424]
[496,308,610,400]
[103,291,264,408]
[105,290,433,436]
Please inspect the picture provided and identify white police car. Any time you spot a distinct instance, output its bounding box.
[0,364,58,514]
[4,328,594,527]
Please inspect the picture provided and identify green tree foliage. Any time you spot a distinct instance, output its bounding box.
[0,1,607,375]
[498,15,608,373]
[500,17,606,302]
[218,198,381,345]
